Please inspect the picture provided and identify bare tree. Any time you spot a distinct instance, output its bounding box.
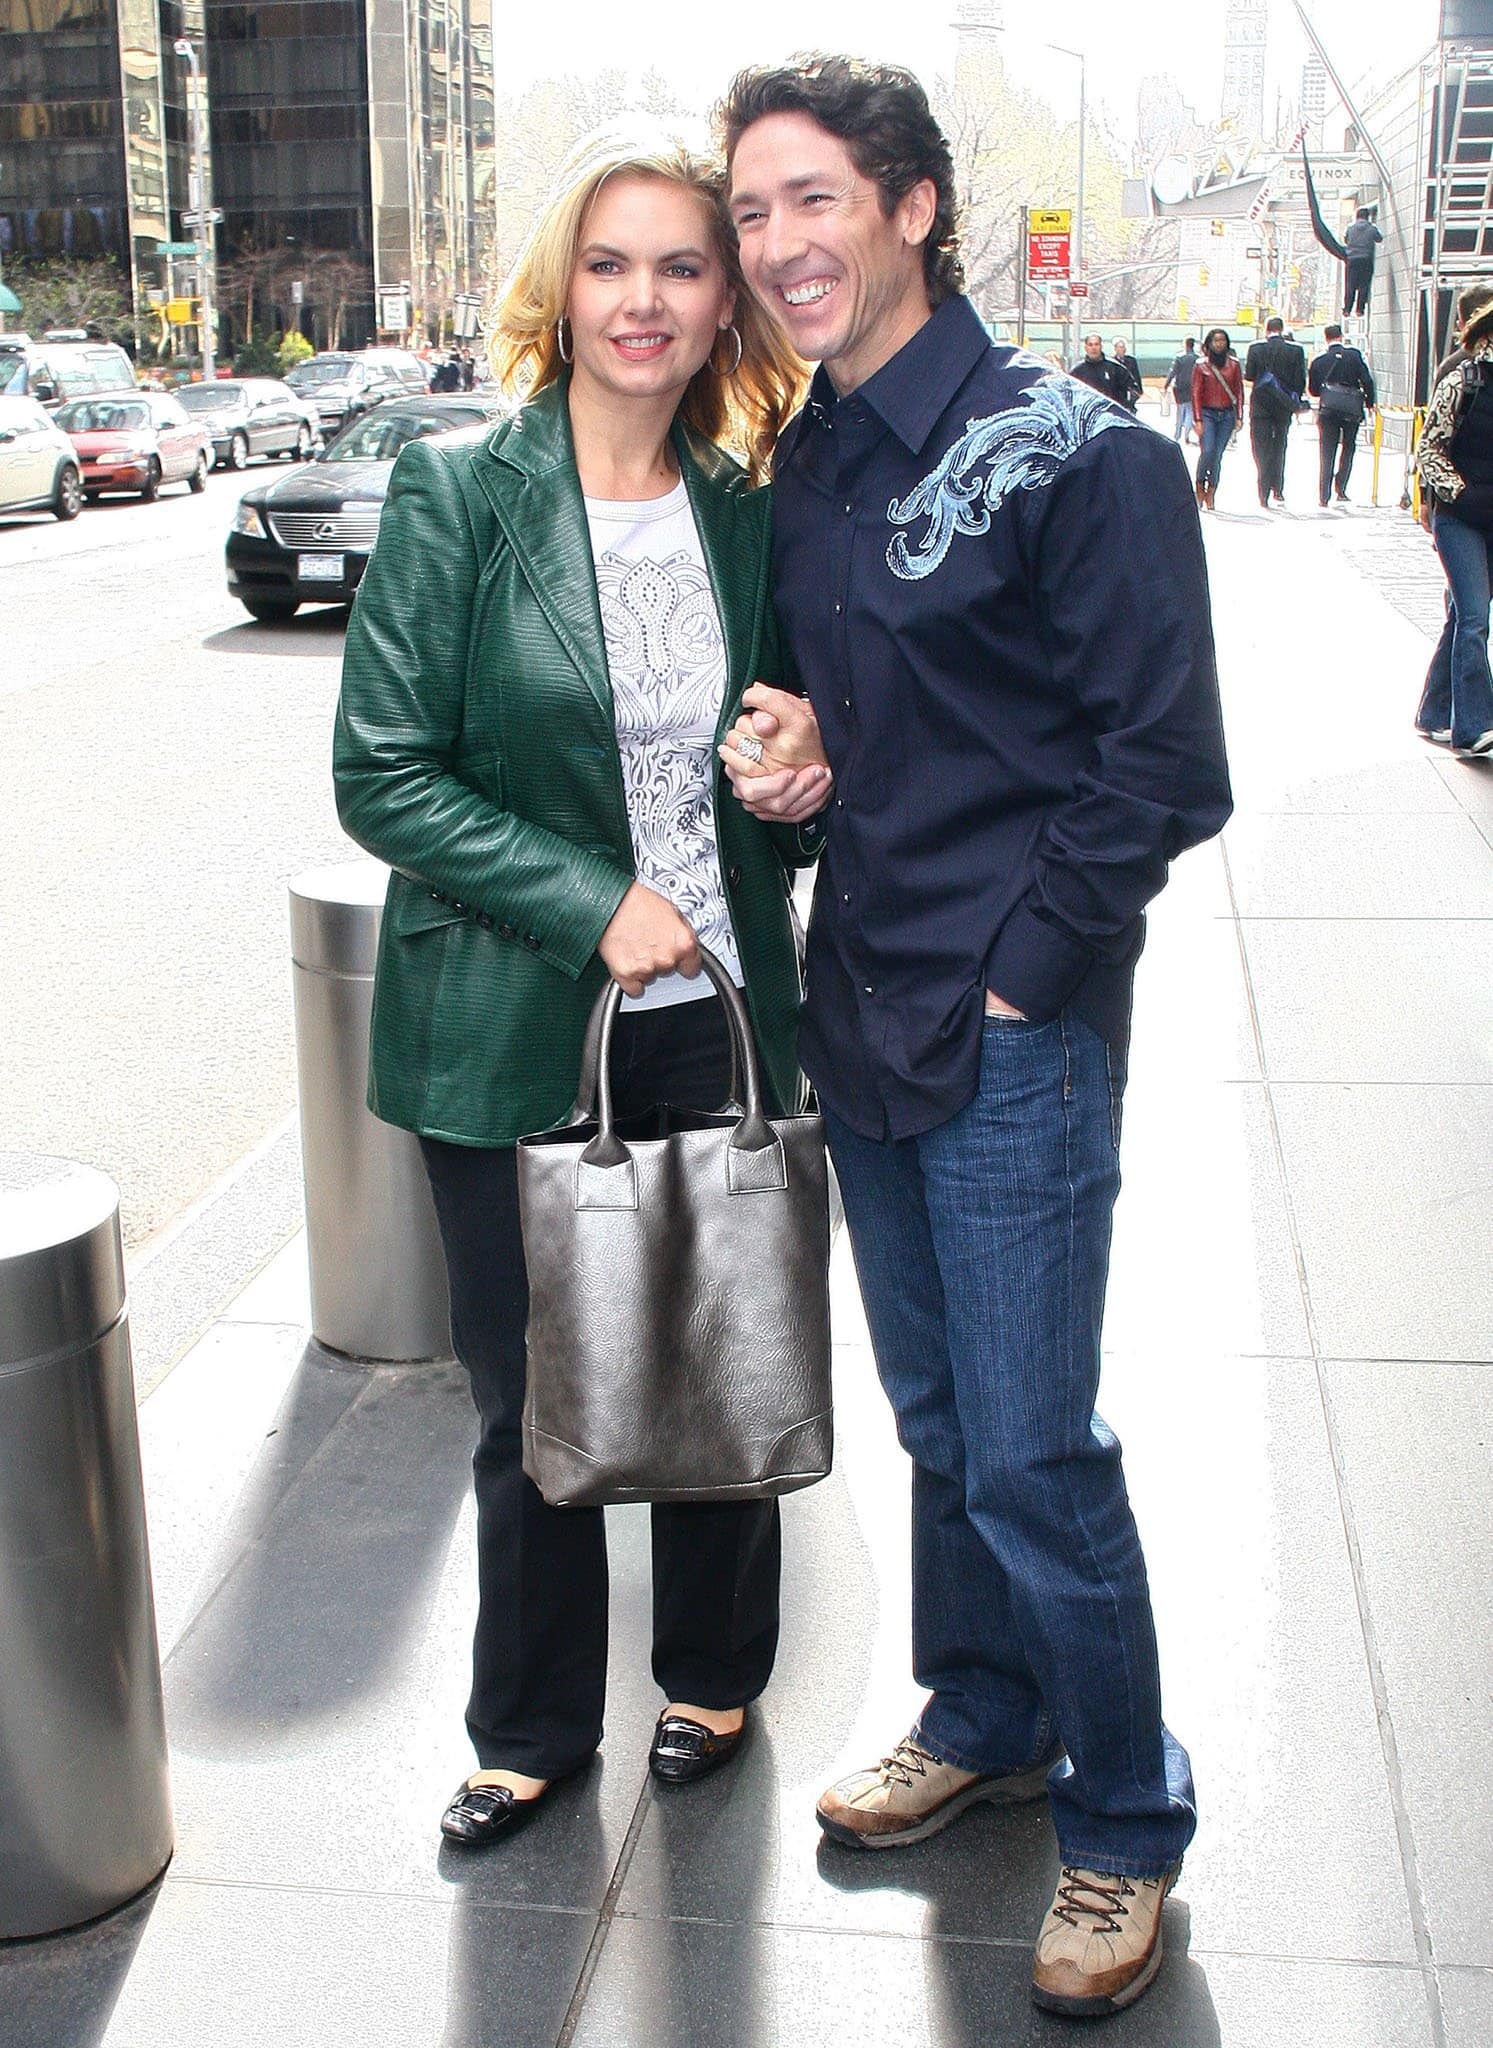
[7,257,131,341]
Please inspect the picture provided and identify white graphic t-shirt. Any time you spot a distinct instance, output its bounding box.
[585,479,743,1011]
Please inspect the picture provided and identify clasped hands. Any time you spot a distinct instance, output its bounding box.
[717,683,834,824]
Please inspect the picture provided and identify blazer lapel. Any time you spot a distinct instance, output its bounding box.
[674,426,765,746]
[467,381,613,720]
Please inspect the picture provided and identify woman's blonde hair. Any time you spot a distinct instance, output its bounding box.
[489,126,805,484]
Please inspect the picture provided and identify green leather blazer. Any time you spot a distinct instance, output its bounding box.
[333,378,817,1147]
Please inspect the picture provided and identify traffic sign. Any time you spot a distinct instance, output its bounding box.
[1027,206,1072,283]
[165,297,194,324]
[1069,281,1090,298]
[155,240,197,256]
[181,208,222,227]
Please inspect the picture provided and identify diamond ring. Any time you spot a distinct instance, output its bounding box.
[735,734,765,764]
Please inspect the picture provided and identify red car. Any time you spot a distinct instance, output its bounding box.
[54,392,212,501]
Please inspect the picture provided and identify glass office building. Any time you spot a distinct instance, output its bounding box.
[0,0,202,332]
[1,0,493,349]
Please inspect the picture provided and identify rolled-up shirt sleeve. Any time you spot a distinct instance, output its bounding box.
[988,430,1233,1020]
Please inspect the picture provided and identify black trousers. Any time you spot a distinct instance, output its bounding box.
[420,995,782,1778]
[1250,412,1291,502]
[1344,259,1373,316]
[1318,416,1361,503]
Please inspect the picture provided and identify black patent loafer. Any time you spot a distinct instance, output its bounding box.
[649,1711,748,1786]
[439,1778,548,1847]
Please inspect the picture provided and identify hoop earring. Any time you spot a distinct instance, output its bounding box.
[714,323,743,377]
[556,316,573,364]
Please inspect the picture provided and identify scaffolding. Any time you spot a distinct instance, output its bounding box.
[1421,43,1493,393]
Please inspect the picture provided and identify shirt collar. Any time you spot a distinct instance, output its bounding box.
[803,296,992,456]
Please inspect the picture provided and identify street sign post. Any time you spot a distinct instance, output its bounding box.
[1027,207,1072,282]
[155,240,197,257]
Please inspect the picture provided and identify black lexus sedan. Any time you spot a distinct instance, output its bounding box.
[225,394,504,623]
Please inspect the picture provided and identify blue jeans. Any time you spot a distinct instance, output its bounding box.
[1172,399,1193,442]
[1426,509,1493,748]
[826,1011,1196,1877]
[1195,405,1234,490]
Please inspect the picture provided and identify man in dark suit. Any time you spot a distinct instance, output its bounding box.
[1243,316,1308,506]
[1308,324,1377,505]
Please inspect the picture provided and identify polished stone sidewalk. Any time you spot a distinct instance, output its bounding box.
[5,462,1490,2046]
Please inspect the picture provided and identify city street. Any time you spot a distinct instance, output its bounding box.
[4,403,1492,2047]
[2,464,355,1259]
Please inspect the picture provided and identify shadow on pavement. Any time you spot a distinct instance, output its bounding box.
[201,609,349,655]
[0,1874,163,2048]
[162,1344,472,1750]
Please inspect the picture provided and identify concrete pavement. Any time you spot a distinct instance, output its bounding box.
[4,442,1491,2045]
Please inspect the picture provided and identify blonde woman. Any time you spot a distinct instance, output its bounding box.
[334,132,826,1846]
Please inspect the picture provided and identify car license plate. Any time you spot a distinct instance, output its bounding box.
[298,553,345,583]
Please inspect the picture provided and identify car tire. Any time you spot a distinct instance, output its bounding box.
[53,463,84,521]
[295,423,313,460]
[188,452,209,494]
[241,596,300,624]
[229,431,249,471]
[139,459,162,503]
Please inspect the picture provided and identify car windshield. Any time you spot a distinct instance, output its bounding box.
[55,399,150,431]
[289,360,356,389]
[177,383,243,412]
[0,353,26,396]
[322,407,486,461]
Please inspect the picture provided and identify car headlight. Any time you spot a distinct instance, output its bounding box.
[232,502,267,539]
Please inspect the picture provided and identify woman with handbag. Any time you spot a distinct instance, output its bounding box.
[1190,328,1244,510]
[334,129,828,1847]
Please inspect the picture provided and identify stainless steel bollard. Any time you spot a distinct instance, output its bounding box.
[0,1155,174,1939]
[289,860,451,1362]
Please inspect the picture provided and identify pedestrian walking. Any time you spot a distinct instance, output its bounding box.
[1111,338,1142,412]
[1308,323,1376,505]
[719,54,1231,2021]
[1192,327,1243,508]
[1343,207,1382,317]
[334,129,821,1850]
[1164,337,1197,443]
[1415,283,1493,757]
[1244,315,1307,506]
[458,347,476,390]
[1068,332,1135,407]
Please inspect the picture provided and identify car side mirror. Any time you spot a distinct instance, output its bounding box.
[32,382,56,404]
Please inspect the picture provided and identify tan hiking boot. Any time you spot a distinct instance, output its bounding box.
[816,1734,1053,1850]
[1031,1864,1179,2016]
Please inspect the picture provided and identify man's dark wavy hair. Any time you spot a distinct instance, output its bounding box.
[715,54,965,307]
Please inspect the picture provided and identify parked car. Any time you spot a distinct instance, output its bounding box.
[54,392,213,501]
[0,337,136,407]
[284,353,405,435]
[174,378,321,469]
[0,394,84,519]
[226,394,504,622]
[357,346,430,395]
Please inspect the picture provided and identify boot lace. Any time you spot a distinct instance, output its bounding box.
[878,1739,943,1788]
[1052,1867,1136,1936]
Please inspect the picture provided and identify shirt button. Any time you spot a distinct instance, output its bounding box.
[842,892,851,904]
[863,985,875,997]
[842,697,852,712]
[835,797,844,809]
[842,503,853,516]
[833,603,843,614]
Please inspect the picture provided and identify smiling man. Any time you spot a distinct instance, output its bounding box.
[717,56,1232,2020]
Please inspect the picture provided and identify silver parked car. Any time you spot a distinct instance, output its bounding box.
[0,394,84,519]
[174,378,321,469]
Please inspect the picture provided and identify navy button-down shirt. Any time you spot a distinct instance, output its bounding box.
[772,294,1232,1141]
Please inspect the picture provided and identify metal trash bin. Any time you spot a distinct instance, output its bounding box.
[289,859,451,1362]
[0,1154,174,1939]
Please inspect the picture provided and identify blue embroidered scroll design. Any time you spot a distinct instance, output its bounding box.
[885,376,1138,581]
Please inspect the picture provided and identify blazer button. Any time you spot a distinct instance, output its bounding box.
[498,923,517,941]
[523,933,542,951]
[476,911,493,931]
[452,901,466,915]
[728,864,742,887]
[429,889,443,903]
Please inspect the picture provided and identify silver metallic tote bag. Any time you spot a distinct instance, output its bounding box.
[516,949,833,1508]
